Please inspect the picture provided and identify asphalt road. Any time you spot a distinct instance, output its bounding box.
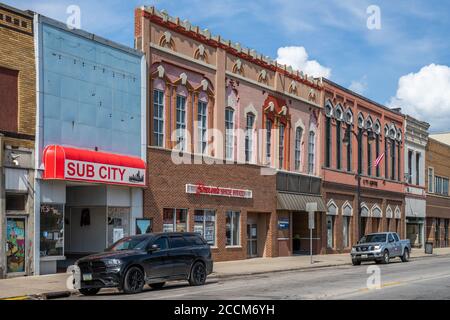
[64,255,450,300]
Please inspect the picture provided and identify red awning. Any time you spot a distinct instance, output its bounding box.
[43,145,146,187]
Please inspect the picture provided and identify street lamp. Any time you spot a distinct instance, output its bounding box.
[343,125,376,240]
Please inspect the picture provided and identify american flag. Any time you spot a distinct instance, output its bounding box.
[374,153,385,167]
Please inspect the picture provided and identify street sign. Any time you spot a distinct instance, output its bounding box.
[306,202,318,212]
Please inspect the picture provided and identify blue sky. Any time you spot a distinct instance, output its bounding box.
[6,0,450,132]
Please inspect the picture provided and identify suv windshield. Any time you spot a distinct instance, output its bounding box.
[360,234,387,243]
[108,237,149,252]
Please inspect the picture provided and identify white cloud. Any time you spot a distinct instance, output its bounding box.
[388,64,450,132]
[349,76,368,95]
[276,46,331,78]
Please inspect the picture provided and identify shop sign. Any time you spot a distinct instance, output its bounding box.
[65,160,145,186]
[186,183,253,199]
[43,145,146,187]
[278,218,289,230]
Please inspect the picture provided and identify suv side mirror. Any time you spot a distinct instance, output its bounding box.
[389,238,395,243]
[148,244,160,252]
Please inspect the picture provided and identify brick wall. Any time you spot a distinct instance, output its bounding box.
[144,148,278,261]
[0,7,35,137]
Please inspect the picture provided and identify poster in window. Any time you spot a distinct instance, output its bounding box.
[136,219,152,234]
[6,217,26,273]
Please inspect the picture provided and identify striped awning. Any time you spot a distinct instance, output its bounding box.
[277,192,326,212]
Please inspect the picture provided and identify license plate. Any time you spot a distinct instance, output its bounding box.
[361,254,368,259]
[83,273,93,281]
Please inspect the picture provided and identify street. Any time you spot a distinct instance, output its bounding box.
[63,255,450,300]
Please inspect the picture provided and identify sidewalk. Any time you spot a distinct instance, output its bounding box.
[1,247,450,299]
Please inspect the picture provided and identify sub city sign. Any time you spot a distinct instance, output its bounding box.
[65,160,145,186]
[43,145,146,187]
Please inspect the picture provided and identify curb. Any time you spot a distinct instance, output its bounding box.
[0,291,73,301]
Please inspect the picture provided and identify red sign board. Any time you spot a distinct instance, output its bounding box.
[43,145,146,187]
[186,183,252,199]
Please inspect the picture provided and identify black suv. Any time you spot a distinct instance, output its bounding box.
[75,232,213,296]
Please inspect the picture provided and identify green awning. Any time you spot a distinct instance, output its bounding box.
[277,192,326,212]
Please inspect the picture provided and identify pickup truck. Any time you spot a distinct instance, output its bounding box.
[350,232,411,265]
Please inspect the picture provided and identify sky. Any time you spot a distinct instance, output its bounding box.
[5,0,450,132]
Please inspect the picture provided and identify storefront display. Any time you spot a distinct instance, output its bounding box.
[163,208,187,232]
[194,210,216,245]
[6,217,26,273]
[40,204,64,257]
[107,207,130,246]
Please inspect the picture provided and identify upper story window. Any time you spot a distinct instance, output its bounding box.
[416,152,421,185]
[197,100,208,154]
[175,95,187,151]
[295,127,303,171]
[279,124,285,169]
[266,120,272,165]
[0,66,19,133]
[408,150,413,184]
[245,113,255,163]
[428,167,434,193]
[325,116,332,168]
[225,108,235,160]
[153,89,164,147]
[308,131,315,175]
[435,176,449,196]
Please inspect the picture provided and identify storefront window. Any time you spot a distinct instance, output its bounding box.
[107,207,131,246]
[163,208,187,232]
[226,211,240,246]
[6,217,26,273]
[40,204,64,257]
[194,210,216,245]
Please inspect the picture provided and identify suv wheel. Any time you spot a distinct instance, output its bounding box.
[382,250,390,264]
[123,266,145,294]
[150,282,165,290]
[189,262,207,286]
[78,288,100,296]
[401,248,410,262]
[352,259,361,266]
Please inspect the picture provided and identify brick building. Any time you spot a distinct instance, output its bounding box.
[320,79,406,254]
[425,136,450,248]
[0,3,36,278]
[135,6,326,261]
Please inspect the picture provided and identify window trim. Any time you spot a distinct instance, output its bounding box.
[265,119,272,165]
[294,126,303,171]
[245,112,255,163]
[175,94,187,151]
[308,130,316,175]
[279,123,285,169]
[197,100,208,155]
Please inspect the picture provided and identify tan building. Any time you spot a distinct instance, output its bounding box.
[135,6,327,261]
[425,137,450,248]
[0,3,36,278]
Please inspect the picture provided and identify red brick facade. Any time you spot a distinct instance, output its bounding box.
[144,148,278,261]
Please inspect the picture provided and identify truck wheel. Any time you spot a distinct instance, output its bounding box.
[401,248,410,262]
[381,250,390,264]
[352,259,361,266]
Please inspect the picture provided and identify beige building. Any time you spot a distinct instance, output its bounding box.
[0,3,36,278]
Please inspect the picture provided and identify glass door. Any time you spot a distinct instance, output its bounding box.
[247,224,257,258]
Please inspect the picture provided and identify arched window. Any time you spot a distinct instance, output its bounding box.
[327,200,338,249]
[225,107,234,160]
[265,119,272,164]
[308,131,315,174]
[295,127,303,171]
[342,201,352,248]
[245,113,255,163]
[279,123,285,169]
[153,80,165,147]
[175,88,187,151]
[197,96,208,154]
